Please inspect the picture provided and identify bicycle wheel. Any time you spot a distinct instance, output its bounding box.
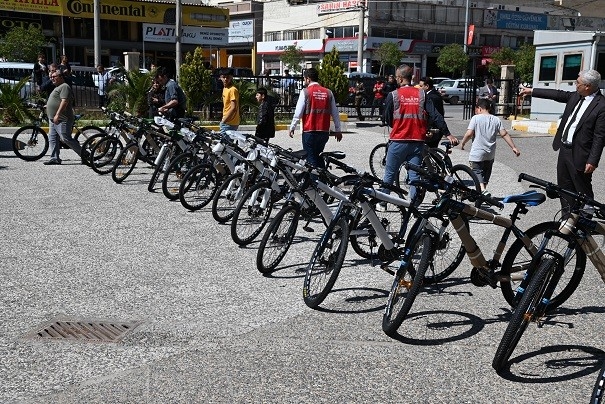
[591,360,605,404]
[369,142,387,179]
[382,230,434,337]
[230,181,275,246]
[492,256,560,373]
[90,136,123,175]
[162,152,199,200]
[80,132,106,165]
[76,125,106,145]
[112,142,139,183]
[349,199,406,260]
[12,126,48,161]
[449,164,481,205]
[212,172,244,223]
[422,215,467,284]
[303,215,350,309]
[256,203,301,274]
[178,162,219,211]
[500,221,586,310]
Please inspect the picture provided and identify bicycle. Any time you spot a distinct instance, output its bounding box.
[492,173,604,373]
[12,101,105,161]
[591,359,605,404]
[381,163,582,337]
[369,139,481,201]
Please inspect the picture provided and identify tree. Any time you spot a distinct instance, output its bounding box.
[436,43,469,77]
[0,77,33,124]
[279,45,304,73]
[318,47,349,105]
[515,43,536,84]
[374,42,405,76]
[179,47,212,115]
[0,26,46,62]
[107,69,153,116]
[487,47,517,77]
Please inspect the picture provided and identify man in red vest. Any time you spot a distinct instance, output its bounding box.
[288,68,342,168]
[383,64,452,203]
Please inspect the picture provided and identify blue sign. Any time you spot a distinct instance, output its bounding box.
[496,11,547,31]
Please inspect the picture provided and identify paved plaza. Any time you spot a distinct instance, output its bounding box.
[1,106,605,403]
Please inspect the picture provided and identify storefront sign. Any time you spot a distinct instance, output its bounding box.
[0,16,41,33]
[143,23,228,46]
[257,39,324,54]
[484,9,547,31]
[229,19,253,44]
[0,0,230,27]
[324,38,359,53]
[317,0,364,15]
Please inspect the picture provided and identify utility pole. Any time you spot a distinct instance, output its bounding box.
[176,0,182,81]
[463,0,469,54]
[356,4,365,73]
[94,0,101,67]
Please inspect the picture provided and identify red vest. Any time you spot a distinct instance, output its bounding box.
[389,86,427,142]
[302,85,332,132]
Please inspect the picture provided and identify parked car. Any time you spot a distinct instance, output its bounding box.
[431,77,450,86]
[92,67,149,87]
[437,78,481,105]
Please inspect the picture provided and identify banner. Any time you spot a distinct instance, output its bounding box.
[143,23,228,46]
[0,0,230,27]
[467,24,475,45]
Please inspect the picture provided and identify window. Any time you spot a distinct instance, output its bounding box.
[562,53,583,81]
[538,55,557,81]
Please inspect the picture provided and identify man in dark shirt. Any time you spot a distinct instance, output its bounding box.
[419,77,458,148]
[255,87,276,141]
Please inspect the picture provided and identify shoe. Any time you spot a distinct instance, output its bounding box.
[80,151,91,166]
[43,159,61,165]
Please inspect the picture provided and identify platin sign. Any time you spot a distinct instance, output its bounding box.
[143,23,228,46]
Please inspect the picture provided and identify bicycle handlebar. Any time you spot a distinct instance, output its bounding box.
[406,162,504,209]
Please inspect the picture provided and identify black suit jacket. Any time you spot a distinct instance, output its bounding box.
[533,88,605,170]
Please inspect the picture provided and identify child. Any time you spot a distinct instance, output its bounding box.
[460,98,520,195]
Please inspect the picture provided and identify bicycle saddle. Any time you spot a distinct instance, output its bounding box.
[501,190,546,206]
[320,150,346,160]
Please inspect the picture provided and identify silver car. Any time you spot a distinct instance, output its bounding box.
[437,78,479,105]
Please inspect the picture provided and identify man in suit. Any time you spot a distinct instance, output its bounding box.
[480,78,499,101]
[419,77,458,148]
[519,69,605,210]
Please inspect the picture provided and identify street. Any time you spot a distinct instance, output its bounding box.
[1,108,604,403]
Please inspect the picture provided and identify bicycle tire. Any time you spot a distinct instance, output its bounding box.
[349,199,406,260]
[76,125,106,145]
[500,221,586,310]
[162,152,199,200]
[230,181,275,246]
[112,142,139,183]
[211,172,249,223]
[12,125,48,161]
[449,164,482,206]
[590,360,605,404]
[492,256,559,373]
[80,132,106,166]
[369,142,387,179]
[256,203,301,274]
[303,214,350,309]
[90,136,123,175]
[178,162,218,211]
[422,215,467,284]
[382,230,434,337]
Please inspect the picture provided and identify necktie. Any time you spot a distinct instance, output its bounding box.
[562,97,584,144]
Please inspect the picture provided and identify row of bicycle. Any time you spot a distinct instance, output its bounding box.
[11,108,605,397]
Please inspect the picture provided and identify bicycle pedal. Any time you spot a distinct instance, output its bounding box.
[470,267,498,289]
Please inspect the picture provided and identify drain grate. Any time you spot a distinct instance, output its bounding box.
[23,317,144,343]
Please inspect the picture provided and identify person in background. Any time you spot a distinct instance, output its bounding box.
[380,74,398,126]
[281,69,296,108]
[255,87,277,142]
[96,65,112,108]
[519,69,605,211]
[480,78,499,102]
[43,71,82,165]
[218,67,240,132]
[147,79,166,118]
[39,63,57,98]
[33,53,49,92]
[288,67,342,169]
[419,77,459,148]
[370,78,385,121]
[354,78,365,121]
[460,98,520,195]
[155,66,186,119]
[58,55,72,86]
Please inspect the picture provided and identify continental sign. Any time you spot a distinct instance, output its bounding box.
[0,0,229,27]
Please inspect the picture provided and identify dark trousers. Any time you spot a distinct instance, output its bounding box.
[557,146,593,211]
[302,131,329,169]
